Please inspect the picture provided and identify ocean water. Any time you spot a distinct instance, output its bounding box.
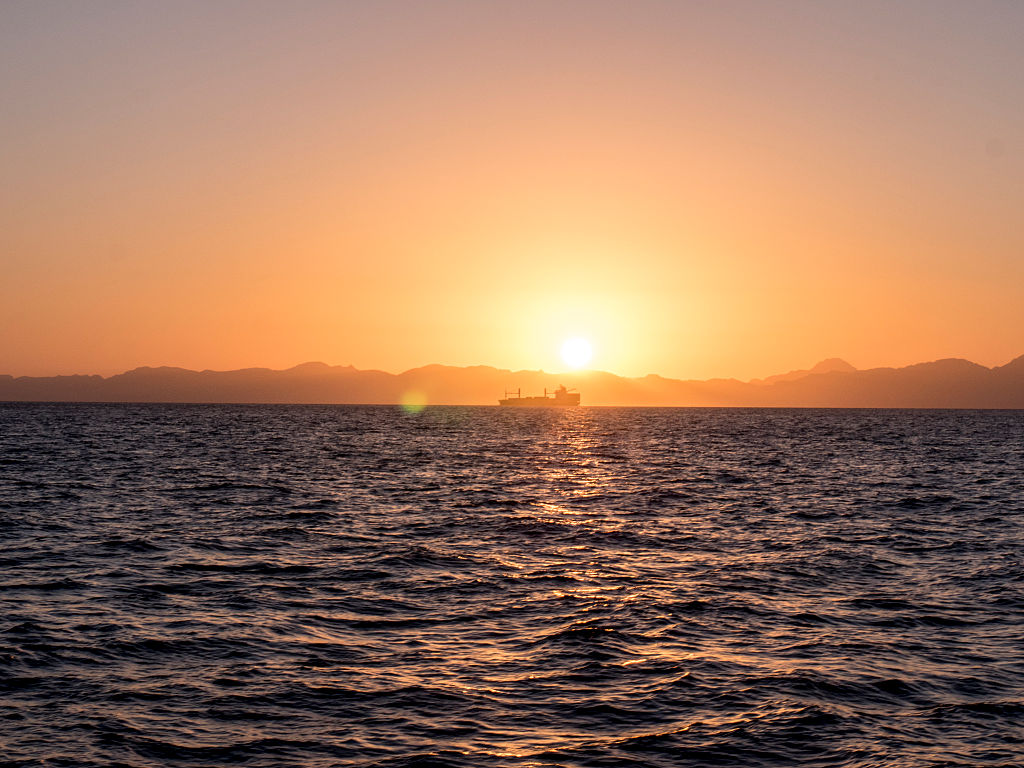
[1,404,1023,768]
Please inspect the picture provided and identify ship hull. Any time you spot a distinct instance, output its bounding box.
[498,396,580,407]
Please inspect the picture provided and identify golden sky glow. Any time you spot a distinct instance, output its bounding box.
[3,1,1023,379]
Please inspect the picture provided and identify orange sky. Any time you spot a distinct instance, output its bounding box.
[3,1,1022,380]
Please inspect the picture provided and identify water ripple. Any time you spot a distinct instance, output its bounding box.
[1,404,1023,766]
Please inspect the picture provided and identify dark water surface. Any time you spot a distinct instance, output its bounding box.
[2,404,1023,767]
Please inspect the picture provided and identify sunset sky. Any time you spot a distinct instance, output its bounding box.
[3,0,1022,380]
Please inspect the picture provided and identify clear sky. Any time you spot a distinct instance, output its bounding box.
[3,0,1022,379]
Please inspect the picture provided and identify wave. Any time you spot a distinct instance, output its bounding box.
[2,405,1023,767]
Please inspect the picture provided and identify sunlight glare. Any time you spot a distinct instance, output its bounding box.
[561,337,593,369]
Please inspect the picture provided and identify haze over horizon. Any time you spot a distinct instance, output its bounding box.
[5,350,1024,382]
[5,351,1024,409]
[4,1,1023,380]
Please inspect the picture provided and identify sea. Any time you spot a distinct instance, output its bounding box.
[1,404,1022,767]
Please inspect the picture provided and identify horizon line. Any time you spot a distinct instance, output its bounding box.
[4,351,1024,384]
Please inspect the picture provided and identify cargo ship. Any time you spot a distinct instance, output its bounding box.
[499,384,580,407]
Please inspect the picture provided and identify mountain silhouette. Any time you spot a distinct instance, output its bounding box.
[1,356,1023,407]
[750,358,857,385]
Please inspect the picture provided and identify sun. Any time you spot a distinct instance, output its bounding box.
[561,337,593,369]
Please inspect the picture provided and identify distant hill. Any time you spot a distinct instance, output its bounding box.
[2,355,1023,407]
[750,358,857,385]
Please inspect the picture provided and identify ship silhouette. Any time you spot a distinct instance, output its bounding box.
[499,384,580,407]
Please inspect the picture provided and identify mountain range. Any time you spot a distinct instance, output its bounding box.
[2,355,1023,407]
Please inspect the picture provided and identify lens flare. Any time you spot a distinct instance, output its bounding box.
[400,390,427,414]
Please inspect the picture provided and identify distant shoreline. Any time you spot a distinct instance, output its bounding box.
[3,402,1024,412]
[3,355,1024,408]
